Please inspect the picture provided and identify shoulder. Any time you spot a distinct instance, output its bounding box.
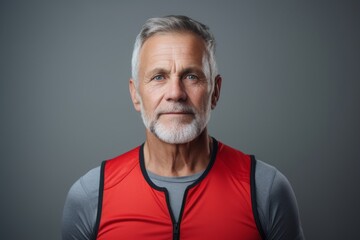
[254,160,305,240]
[69,166,101,209]
[68,166,101,203]
[78,166,101,194]
[254,160,280,196]
[254,159,297,212]
[62,167,101,240]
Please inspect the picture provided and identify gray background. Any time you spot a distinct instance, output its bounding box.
[1,0,359,239]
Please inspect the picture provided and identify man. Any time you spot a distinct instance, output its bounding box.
[62,15,304,240]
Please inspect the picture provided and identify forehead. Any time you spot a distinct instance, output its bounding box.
[139,32,207,67]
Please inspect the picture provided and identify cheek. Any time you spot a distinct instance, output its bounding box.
[191,90,212,110]
[139,92,162,114]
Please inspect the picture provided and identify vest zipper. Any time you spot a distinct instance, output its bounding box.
[173,223,180,240]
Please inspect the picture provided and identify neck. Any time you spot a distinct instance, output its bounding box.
[143,129,212,177]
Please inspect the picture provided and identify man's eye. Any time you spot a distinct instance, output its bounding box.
[185,74,198,80]
[152,75,164,81]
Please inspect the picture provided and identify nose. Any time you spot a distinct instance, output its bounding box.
[165,77,187,102]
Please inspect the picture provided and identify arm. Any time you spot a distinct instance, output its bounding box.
[255,160,305,240]
[61,167,100,240]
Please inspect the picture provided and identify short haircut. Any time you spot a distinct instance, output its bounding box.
[131,15,218,86]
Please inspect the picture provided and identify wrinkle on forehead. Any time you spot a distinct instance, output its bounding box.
[138,33,207,77]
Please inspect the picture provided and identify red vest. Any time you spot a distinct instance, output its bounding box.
[94,139,264,240]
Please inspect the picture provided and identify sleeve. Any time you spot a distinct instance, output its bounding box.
[255,160,305,240]
[61,167,100,240]
[266,169,305,240]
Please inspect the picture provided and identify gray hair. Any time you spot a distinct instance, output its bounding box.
[131,15,218,86]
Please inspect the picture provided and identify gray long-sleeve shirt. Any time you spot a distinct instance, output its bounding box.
[62,159,304,240]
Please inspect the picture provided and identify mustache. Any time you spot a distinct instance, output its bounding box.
[156,104,195,116]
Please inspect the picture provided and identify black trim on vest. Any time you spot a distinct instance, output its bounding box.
[139,138,218,191]
[139,143,179,239]
[138,144,179,225]
[250,156,266,240]
[184,137,218,188]
[139,143,169,191]
[175,137,218,236]
[92,160,106,240]
[139,137,219,240]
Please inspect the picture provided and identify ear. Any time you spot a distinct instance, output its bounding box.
[211,75,222,109]
[129,78,141,112]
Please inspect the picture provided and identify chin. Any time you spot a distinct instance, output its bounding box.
[152,122,203,144]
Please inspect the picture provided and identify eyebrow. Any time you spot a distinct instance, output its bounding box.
[181,66,204,75]
[145,68,170,78]
[145,66,205,78]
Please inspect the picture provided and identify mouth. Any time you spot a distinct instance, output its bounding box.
[160,112,193,116]
[156,105,195,119]
[157,111,195,119]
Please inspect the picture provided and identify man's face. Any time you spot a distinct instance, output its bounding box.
[130,32,220,144]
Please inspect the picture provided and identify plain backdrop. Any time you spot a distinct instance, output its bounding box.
[1,0,359,239]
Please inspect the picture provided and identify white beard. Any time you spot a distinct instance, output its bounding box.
[140,101,211,144]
